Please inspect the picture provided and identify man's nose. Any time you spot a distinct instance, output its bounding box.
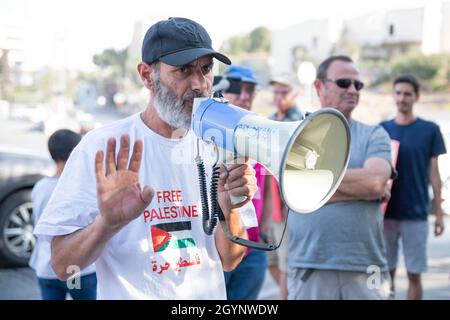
[190,71,208,93]
[347,82,358,94]
[240,90,252,102]
[396,94,405,102]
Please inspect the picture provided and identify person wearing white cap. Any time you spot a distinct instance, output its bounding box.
[269,75,304,122]
[217,65,271,300]
[265,74,304,300]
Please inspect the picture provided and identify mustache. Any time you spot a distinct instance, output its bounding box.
[182,90,210,103]
[342,94,358,100]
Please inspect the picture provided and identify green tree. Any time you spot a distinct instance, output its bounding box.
[93,48,128,77]
[222,26,271,55]
[390,53,450,90]
[249,26,271,52]
[225,35,251,55]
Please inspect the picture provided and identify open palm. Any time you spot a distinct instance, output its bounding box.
[95,134,153,230]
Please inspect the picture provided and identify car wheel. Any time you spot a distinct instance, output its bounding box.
[0,190,35,267]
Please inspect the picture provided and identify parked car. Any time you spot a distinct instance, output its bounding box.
[0,149,53,267]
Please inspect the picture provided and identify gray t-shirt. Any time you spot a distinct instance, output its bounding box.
[287,120,391,272]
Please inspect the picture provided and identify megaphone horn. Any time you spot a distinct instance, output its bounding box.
[192,97,350,214]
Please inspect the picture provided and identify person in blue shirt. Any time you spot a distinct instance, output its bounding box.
[380,74,447,300]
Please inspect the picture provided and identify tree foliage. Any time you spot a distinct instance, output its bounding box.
[222,26,271,55]
[390,53,450,90]
[249,27,271,52]
[93,48,128,77]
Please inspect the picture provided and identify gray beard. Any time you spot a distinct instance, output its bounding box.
[153,74,209,130]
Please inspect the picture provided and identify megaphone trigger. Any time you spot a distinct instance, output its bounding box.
[230,195,248,207]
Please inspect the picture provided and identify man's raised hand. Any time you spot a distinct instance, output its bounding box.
[95,134,153,231]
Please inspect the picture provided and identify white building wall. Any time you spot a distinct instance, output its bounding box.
[271,19,332,75]
[344,12,386,46]
[270,4,449,75]
[440,1,450,52]
[385,8,424,44]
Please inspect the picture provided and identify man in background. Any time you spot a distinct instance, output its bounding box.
[266,74,303,300]
[30,129,97,300]
[287,56,392,300]
[381,74,447,300]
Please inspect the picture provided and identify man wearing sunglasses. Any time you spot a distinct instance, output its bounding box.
[287,55,393,299]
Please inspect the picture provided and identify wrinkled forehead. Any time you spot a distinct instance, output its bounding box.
[160,55,214,70]
[272,82,291,91]
[327,60,360,79]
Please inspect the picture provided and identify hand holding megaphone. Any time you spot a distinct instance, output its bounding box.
[217,156,258,211]
[192,97,350,213]
[215,150,252,206]
[191,97,351,250]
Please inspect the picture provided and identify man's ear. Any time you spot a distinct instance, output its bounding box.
[313,78,322,95]
[137,62,153,90]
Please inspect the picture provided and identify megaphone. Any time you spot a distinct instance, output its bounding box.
[192,97,350,212]
[191,97,350,249]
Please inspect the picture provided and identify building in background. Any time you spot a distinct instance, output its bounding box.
[271,1,450,75]
[440,1,450,53]
[0,24,25,98]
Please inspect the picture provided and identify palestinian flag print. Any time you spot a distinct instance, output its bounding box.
[151,221,196,252]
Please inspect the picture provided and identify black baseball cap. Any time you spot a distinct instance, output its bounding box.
[142,17,231,66]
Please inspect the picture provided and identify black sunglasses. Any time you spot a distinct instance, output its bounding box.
[324,78,364,91]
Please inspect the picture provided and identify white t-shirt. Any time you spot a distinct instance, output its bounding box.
[29,177,96,279]
[34,113,253,299]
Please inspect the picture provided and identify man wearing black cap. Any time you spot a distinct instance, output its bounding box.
[34,17,257,300]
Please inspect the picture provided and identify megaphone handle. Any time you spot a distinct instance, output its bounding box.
[223,154,248,206]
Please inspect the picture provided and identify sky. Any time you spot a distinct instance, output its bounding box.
[0,0,442,71]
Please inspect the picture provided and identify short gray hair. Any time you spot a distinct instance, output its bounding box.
[316,55,353,80]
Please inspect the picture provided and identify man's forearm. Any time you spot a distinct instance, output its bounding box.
[215,209,247,272]
[337,168,388,200]
[51,215,118,281]
[327,190,361,203]
[430,175,443,216]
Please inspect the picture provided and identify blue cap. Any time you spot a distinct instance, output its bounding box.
[224,65,258,85]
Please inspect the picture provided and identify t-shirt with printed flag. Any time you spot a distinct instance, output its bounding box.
[33,113,256,299]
